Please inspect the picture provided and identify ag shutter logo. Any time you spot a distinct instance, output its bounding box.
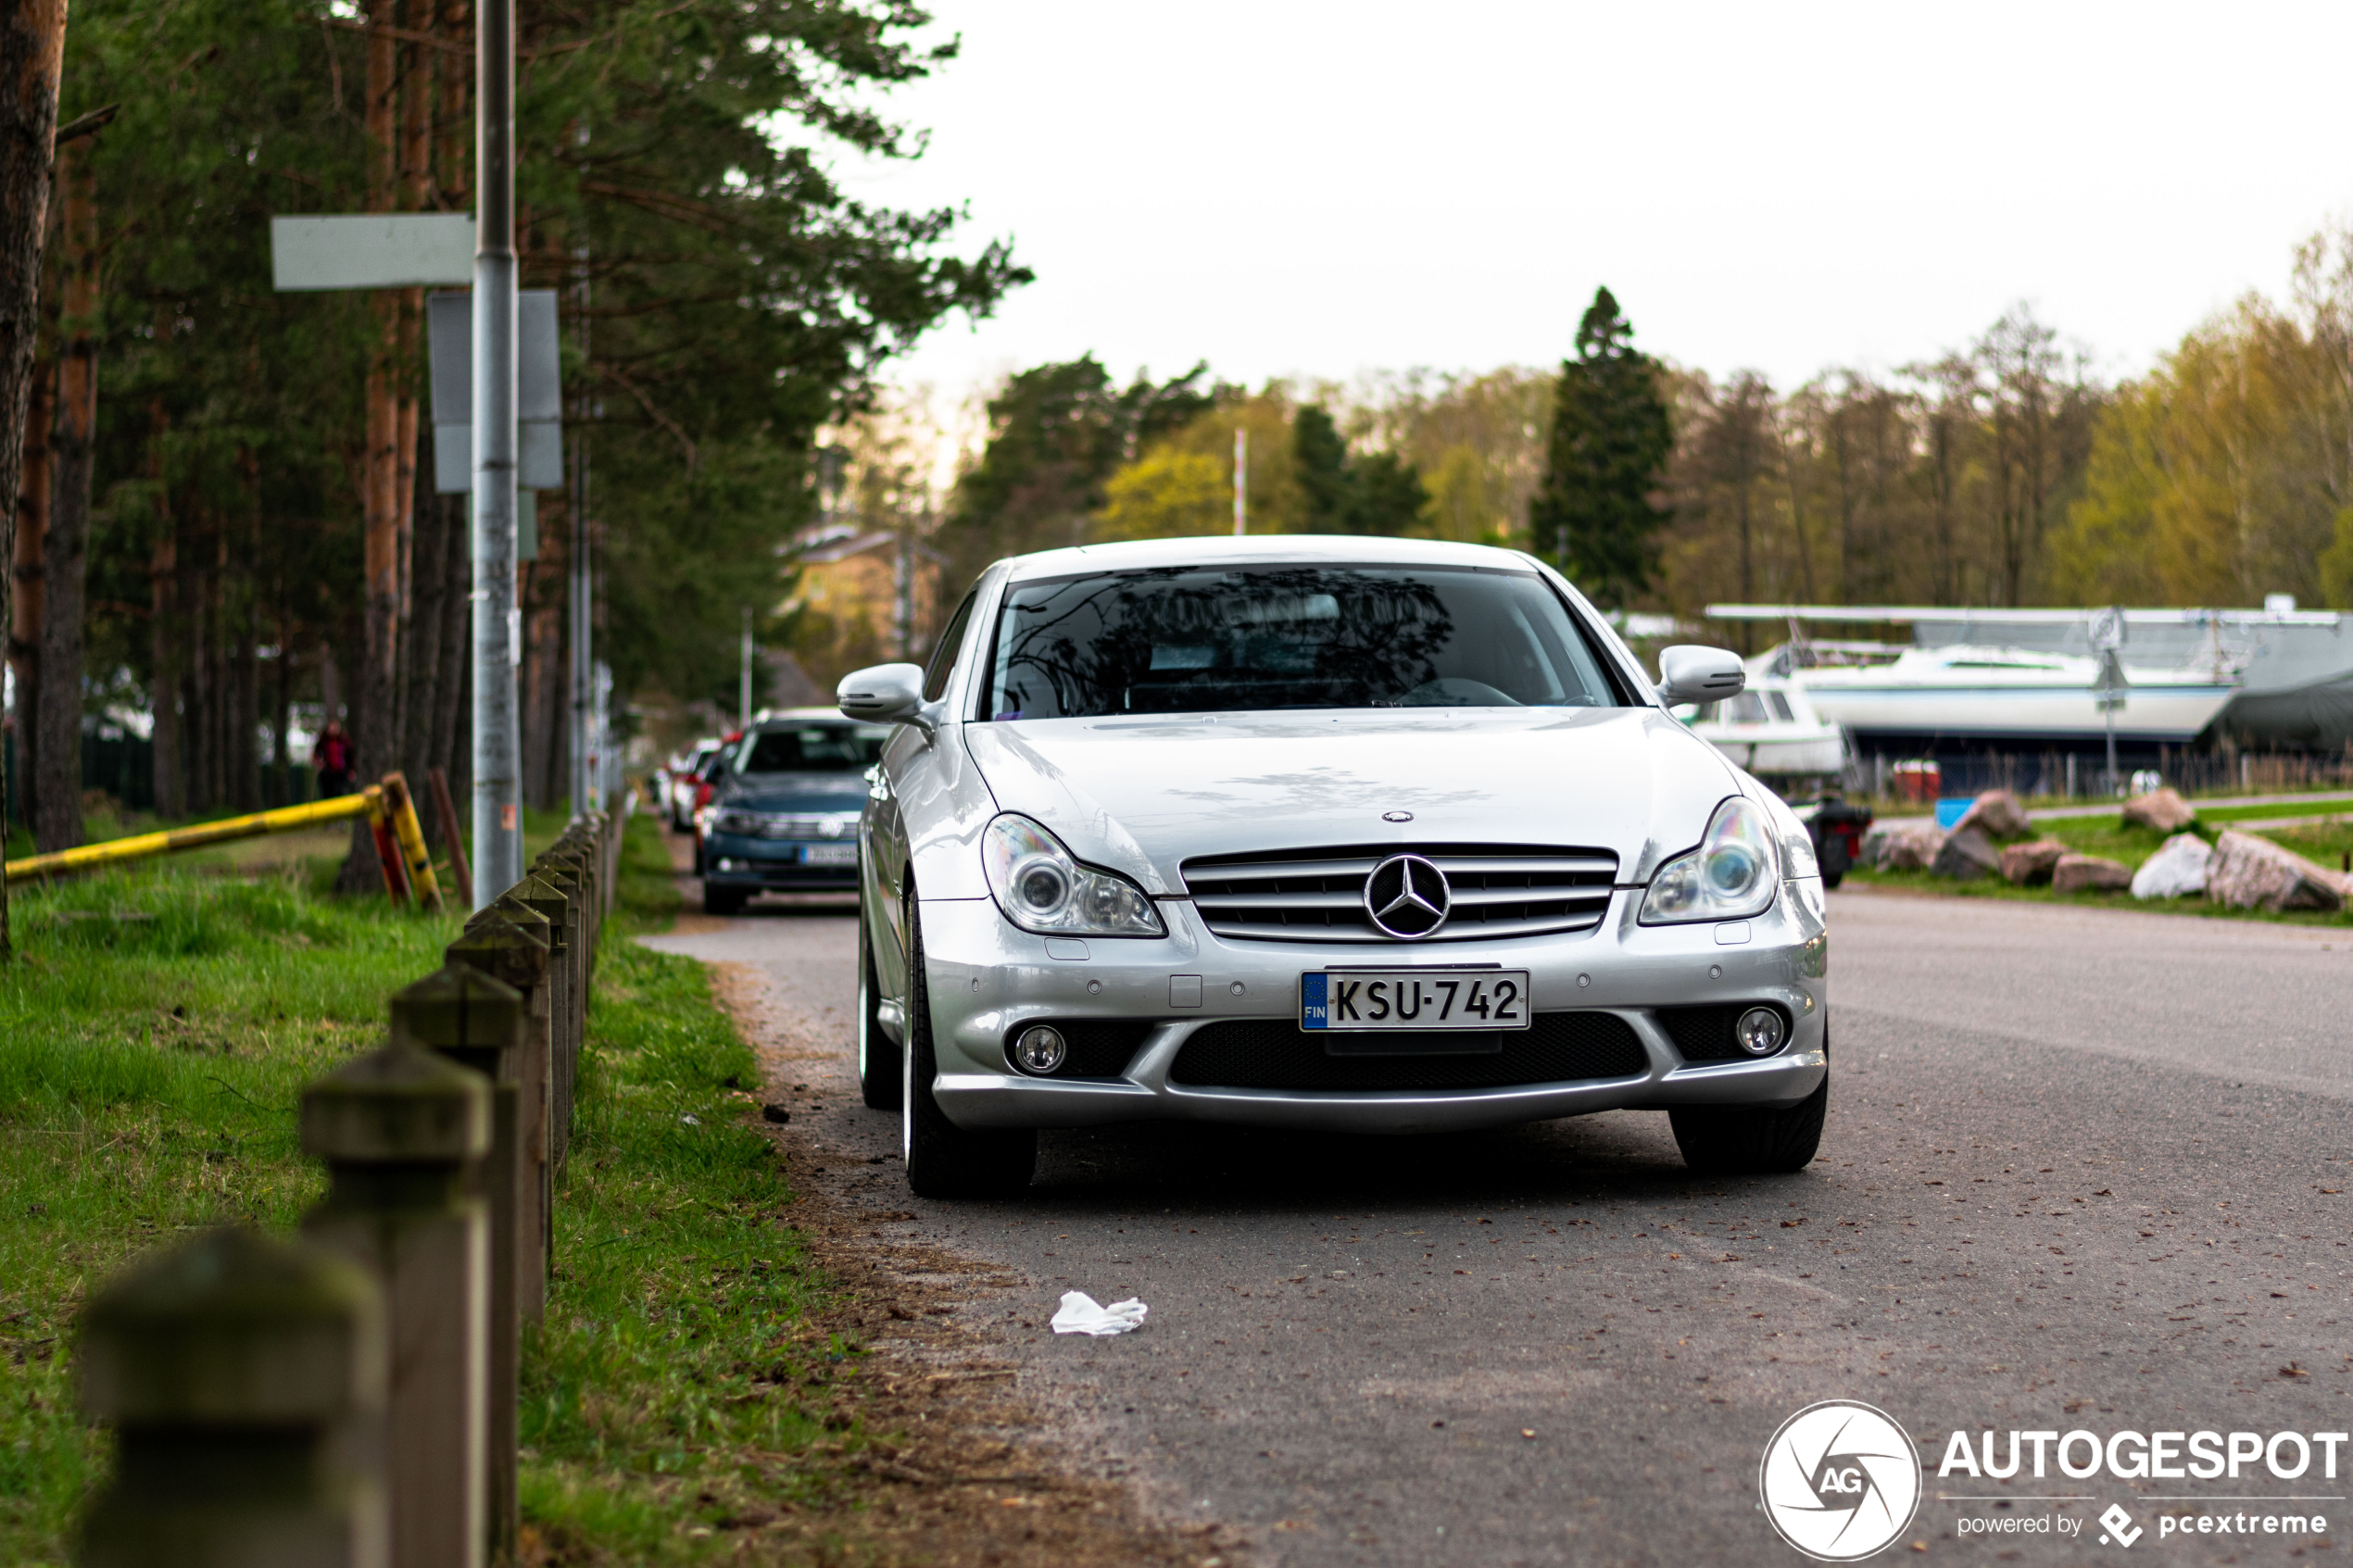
[1760,1400,1923,1562]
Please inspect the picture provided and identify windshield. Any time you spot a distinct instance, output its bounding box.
[733,724,889,773]
[984,565,1624,720]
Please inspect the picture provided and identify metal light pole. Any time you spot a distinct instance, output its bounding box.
[471,0,522,906]
[568,229,592,817]
[1233,428,1247,536]
[738,607,752,730]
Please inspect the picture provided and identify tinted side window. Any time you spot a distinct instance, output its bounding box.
[924,590,977,702]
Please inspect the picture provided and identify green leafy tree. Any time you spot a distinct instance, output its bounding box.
[1530,288,1672,608]
[1292,403,1427,534]
[942,357,1208,580]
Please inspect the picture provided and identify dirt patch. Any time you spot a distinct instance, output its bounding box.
[694,960,1236,1568]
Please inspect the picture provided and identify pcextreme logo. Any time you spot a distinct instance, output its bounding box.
[1760,1400,1923,1562]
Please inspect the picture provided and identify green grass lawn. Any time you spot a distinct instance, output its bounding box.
[0,809,846,1564]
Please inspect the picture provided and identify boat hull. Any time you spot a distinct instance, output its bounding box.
[1799,683,2233,745]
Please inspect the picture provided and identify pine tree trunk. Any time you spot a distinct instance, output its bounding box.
[10,354,48,834]
[147,474,182,819]
[0,0,67,950]
[404,469,447,841]
[34,138,92,851]
[233,616,260,813]
[272,607,293,806]
[340,1,406,891]
[432,490,470,818]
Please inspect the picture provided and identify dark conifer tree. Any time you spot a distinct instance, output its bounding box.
[1530,288,1672,608]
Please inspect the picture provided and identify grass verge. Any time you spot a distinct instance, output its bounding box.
[0,864,460,1562]
[0,806,862,1566]
[514,823,855,1564]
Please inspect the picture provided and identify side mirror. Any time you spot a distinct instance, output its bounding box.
[838,662,932,732]
[1655,645,1746,708]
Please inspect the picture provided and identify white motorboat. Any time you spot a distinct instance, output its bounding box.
[1773,643,2237,745]
[1677,673,1848,780]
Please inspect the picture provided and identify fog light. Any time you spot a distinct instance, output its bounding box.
[1735,1007,1786,1056]
[1015,1025,1067,1074]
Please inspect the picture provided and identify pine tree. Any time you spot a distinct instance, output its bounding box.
[1294,404,1427,535]
[1530,287,1672,608]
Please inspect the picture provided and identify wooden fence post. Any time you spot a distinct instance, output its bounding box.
[390,962,526,1565]
[78,1228,388,1568]
[532,852,591,1156]
[502,872,578,1180]
[300,1041,491,1568]
[447,906,551,1321]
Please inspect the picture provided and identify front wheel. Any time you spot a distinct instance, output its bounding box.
[855,911,901,1110]
[902,903,1035,1199]
[702,884,744,917]
[1667,1074,1828,1175]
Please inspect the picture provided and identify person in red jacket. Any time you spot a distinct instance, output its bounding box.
[313,720,354,798]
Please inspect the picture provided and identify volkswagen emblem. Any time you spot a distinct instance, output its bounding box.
[1363,853,1450,939]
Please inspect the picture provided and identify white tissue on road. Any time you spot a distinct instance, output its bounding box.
[1051,1291,1148,1336]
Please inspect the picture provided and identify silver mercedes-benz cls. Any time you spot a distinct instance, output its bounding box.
[837,535,1830,1198]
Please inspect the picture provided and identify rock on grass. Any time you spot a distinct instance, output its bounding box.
[2121,787,2197,833]
[1999,838,2070,885]
[2206,829,2347,912]
[2053,854,2133,893]
[1932,824,2003,880]
[2130,834,2212,899]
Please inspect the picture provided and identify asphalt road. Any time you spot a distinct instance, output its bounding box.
[646,881,2353,1566]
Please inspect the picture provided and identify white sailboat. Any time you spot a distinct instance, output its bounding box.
[1767,642,2237,745]
[1677,673,1848,781]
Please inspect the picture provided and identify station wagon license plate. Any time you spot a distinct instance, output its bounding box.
[800,844,858,867]
[1299,970,1529,1032]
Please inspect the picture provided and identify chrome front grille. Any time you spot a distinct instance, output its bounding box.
[1181,842,1619,943]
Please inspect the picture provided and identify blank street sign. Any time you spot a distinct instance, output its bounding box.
[271,213,475,291]
[427,290,563,492]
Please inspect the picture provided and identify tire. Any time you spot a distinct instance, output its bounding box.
[1668,1073,1829,1175]
[702,884,745,917]
[856,910,901,1110]
[902,901,1035,1199]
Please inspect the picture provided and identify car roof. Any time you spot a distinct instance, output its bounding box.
[997,533,1544,583]
[748,708,872,726]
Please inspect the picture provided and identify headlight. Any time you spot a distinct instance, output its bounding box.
[1639,797,1781,924]
[714,809,766,835]
[982,815,1164,938]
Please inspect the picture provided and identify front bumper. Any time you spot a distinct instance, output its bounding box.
[911,884,1830,1135]
[704,834,860,891]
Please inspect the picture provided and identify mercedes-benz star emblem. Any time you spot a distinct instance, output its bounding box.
[1363,853,1450,939]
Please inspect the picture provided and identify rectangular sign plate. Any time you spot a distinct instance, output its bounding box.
[801,844,858,867]
[271,214,475,291]
[1300,970,1529,1032]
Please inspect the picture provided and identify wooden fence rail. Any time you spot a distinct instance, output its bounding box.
[72,807,627,1568]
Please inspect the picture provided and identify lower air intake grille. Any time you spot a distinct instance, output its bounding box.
[1170,1011,1649,1091]
[1002,1020,1155,1080]
[1182,842,1618,944]
[1655,1004,1787,1061]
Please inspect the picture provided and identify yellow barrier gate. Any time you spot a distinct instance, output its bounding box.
[5,771,445,911]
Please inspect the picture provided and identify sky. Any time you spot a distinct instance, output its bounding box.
[832,0,2353,433]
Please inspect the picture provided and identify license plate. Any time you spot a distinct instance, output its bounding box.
[1299,970,1530,1032]
[800,844,858,867]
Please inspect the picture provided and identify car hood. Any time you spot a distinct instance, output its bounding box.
[960,709,1737,894]
[718,772,867,814]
